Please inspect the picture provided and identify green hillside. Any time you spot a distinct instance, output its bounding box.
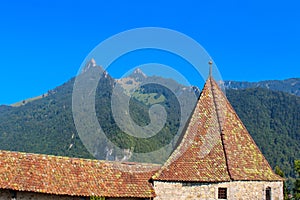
[0,77,92,159]
[0,71,299,181]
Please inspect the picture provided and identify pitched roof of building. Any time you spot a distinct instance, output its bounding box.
[0,71,283,198]
[152,76,283,182]
[0,150,160,198]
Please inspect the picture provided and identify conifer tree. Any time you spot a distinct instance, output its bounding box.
[294,160,300,200]
[275,166,289,199]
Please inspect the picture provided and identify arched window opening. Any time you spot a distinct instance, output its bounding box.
[266,187,271,200]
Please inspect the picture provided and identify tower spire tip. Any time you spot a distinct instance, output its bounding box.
[209,60,213,77]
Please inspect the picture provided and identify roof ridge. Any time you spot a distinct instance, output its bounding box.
[152,77,231,182]
[209,77,232,180]
[211,85,282,180]
[152,78,214,175]
[208,77,283,181]
[0,150,161,167]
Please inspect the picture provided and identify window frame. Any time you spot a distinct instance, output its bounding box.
[218,187,227,199]
[266,187,271,200]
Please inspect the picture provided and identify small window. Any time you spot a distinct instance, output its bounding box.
[218,187,227,199]
[266,187,271,200]
[9,190,17,200]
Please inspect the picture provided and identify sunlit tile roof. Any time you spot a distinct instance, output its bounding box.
[0,150,159,198]
[152,76,283,182]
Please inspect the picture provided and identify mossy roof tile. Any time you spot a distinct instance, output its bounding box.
[0,150,159,197]
[152,77,282,182]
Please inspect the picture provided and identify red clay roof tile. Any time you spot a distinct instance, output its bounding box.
[0,150,160,198]
[152,77,282,182]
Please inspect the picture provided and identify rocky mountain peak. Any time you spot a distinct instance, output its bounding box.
[129,68,147,81]
[82,58,98,73]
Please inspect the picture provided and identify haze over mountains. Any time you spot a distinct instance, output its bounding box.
[224,78,300,96]
[0,60,299,183]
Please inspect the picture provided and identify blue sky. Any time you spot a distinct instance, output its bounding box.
[0,0,299,105]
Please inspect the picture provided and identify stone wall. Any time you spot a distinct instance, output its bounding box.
[153,180,283,200]
[0,189,143,200]
[0,189,84,200]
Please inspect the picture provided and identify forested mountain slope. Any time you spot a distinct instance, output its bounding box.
[0,68,298,179]
[224,78,300,96]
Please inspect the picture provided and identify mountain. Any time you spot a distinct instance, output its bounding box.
[0,61,299,181]
[0,105,10,112]
[224,78,300,96]
[0,77,93,159]
[0,61,199,164]
[129,68,147,81]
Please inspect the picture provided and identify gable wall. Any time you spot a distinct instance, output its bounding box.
[153,180,283,200]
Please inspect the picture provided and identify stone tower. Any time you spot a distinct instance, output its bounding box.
[152,64,283,200]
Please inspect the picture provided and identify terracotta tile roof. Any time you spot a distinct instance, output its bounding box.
[0,150,160,198]
[152,76,282,182]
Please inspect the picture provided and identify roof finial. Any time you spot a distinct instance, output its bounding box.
[208,60,213,77]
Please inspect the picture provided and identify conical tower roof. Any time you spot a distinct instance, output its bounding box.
[152,72,282,182]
